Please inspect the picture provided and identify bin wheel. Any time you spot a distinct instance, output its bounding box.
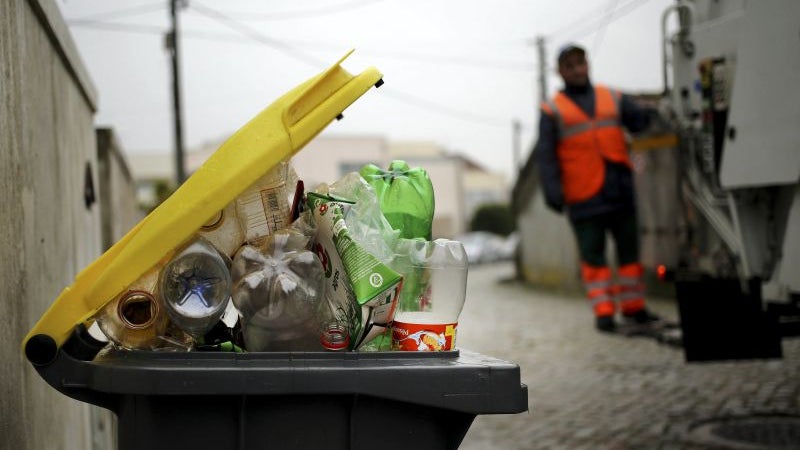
[25,334,58,366]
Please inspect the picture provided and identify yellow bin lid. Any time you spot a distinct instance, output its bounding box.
[23,51,382,363]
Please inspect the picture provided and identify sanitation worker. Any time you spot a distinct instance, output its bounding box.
[535,43,660,332]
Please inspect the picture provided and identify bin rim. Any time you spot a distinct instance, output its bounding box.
[34,345,529,416]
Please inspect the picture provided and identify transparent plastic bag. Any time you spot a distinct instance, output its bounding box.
[314,172,399,265]
[231,225,331,351]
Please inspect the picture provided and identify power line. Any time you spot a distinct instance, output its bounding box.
[66,21,166,35]
[567,0,653,43]
[192,0,388,21]
[591,0,622,55]
[547,0,651,42]
[65,2,166,24]
[187,3,527,129]
[379,88,518,129]
[68,20,537,72]
[546,1,620,39]
[188,3,328,68]
[359,49,535,72]
[67,3,529,130]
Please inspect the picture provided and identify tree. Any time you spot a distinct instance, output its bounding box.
[469,203,516,236]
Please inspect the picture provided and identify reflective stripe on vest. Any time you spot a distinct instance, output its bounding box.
[541,85,630,204]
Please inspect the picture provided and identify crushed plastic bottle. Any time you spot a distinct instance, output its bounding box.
[390,239,468,351]
[318,172,399,264]
[235,160,297,246]
[198,202,245,258]
[159,236,233,338]
[231,226,330,351]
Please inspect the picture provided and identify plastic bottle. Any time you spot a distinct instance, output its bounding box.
[234,160,296,246]
[198,202,245,258]
[319,320,350,351]
[231,229,330,351]
[359,160,435,240]
[390,239,468,351]
[159,236,233,338]
[95,266,170,350]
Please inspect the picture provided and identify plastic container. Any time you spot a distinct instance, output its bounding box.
[198,202,245,258]
[235,160,296,246]
[390,239,468,351]
[159,236,232,338]
[230,230,329,352]
[22,52,528,450]
[32,337,527,450]
[95,266,169,350]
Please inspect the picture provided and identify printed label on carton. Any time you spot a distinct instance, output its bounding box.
[308,192,402,349]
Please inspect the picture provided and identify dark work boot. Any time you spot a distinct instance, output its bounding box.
[595,315,616,333]
[623,309,661,324]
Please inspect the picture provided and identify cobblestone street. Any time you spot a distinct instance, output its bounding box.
[457,262,800,450]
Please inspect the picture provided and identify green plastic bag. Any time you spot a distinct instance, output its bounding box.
[359,160,435,240]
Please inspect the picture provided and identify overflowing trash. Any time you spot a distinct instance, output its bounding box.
[16,54,474,357]
[86,157,469,355]
[21,57,529,450]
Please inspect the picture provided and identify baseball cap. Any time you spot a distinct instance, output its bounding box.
[557,44,586,64]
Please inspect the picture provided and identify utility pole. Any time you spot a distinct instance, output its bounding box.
[535,36,548,104]
[168,0,186,185]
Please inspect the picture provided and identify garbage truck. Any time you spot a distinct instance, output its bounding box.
[660,0,800,361]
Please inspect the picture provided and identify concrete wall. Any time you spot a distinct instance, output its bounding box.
[513,166,580,292]
[0,1,134,449]
[97,128,144,250]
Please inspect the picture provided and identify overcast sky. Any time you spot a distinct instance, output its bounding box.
[56,0,675,178]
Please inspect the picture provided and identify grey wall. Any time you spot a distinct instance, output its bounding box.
[514,165,580,292]
[1,1,137,449]
[97,128,143,251]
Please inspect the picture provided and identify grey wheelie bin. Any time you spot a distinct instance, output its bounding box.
[27,327,527,450]
[22,53,528,449]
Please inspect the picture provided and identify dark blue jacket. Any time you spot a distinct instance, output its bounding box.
[534,83,652,221]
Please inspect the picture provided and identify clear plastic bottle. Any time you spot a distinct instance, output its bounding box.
[95,266,170,350]
[319,320,350,351]
[234,160,297,246]
[390,239,468,351]
[231,229,329,351]
[159,236,233,338]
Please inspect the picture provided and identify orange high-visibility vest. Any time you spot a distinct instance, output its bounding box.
[541,85,630,204]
